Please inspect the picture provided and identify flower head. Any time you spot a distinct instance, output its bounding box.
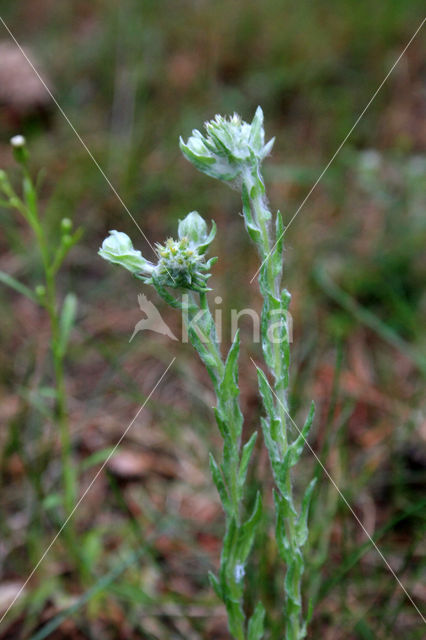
[154,235,215,291]
[99,212,216,293]
[180,106,274,184]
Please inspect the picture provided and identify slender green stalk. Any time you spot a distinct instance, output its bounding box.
[241,163,315,640]
[0,137,81,530]
[99,212,265,639]
[180,107,317,638]
[24,172,77,519]
[160,287,261,639]
[46,272,76,516]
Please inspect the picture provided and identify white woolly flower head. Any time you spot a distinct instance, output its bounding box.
[99,212,216,293]
[180,106,274,184]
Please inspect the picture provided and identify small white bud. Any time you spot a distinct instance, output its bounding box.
[98,230,154,275]
[10,135,26,148]
[178,211,208,246]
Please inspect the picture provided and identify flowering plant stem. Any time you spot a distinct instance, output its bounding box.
[100,209,266,639]
[180,107,317,639]
[152,283,264,640]
[101,107,318,638]
[241,165,315,639]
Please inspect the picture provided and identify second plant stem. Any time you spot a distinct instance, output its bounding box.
[242,165,306,639]
[21,166,76,521]
[154,285,262,639]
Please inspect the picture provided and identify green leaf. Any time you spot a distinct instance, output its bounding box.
[237,491,262,565]
[99,230,153,275]
[58,292,77,356]
[220,517,238,588]
[271,210,284,280]
[218,330,243,440]
[79,447,116,472]
[260,416,280,464]
[238,431,257,493]
[42,493,62,511]
[296,478,317,547]
[208,571,223,600]
[110,582,152,606]
[249,106,264,150]
[188,325,220,386]
[0,270,38,303]
[221,329,240,395]
[242,183,262,243]
[209,453,230,514]
[178,211,208,245]
[281,287,291,310]
[81,529,102,570]
[290,401,315,465]
[275,210,284,252]
[197,219,217,255]
[273,489,291,562]
[247,601,265,640]
[306,595,315,625]
[273,449,296,512]
[245,219,262,244]
[213,407,230,441]
[256,367,275,421]
[23,174,37,217]
[284,551,303,611]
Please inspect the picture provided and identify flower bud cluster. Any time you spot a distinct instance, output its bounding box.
[180,106,274,184]
[99,211,216,293]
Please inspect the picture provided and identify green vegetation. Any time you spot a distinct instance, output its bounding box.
[0,1,424,638]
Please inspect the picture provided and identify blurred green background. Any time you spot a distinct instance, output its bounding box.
[0,1,425,638]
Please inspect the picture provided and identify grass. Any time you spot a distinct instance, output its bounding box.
[0,1,425,638]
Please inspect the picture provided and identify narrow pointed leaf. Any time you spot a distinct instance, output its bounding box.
[247,601,265,640]
[256,367,275,421]
[284,554,303,611]
[296,478,317,547]
[208,571,223,600]
[290,402,315,465]
[0,270,38,303]
[238,431,257,493]
[58,293,77,356]
[209,453,230,514]
[237,491,262,565]
[273,490,291,562]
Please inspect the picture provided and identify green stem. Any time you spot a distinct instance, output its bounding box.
[22,167,77,522]
[2,154,87,586]
[47,277,76,516]
[186,293,246,638]
[242,166,304,639]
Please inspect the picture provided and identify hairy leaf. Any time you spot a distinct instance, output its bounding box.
[209,453,230,515]
[247,601,265,640]
[237,491,262,566]
[238,431,257,494]
[296,478,317,547]
[290,402,315,465]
